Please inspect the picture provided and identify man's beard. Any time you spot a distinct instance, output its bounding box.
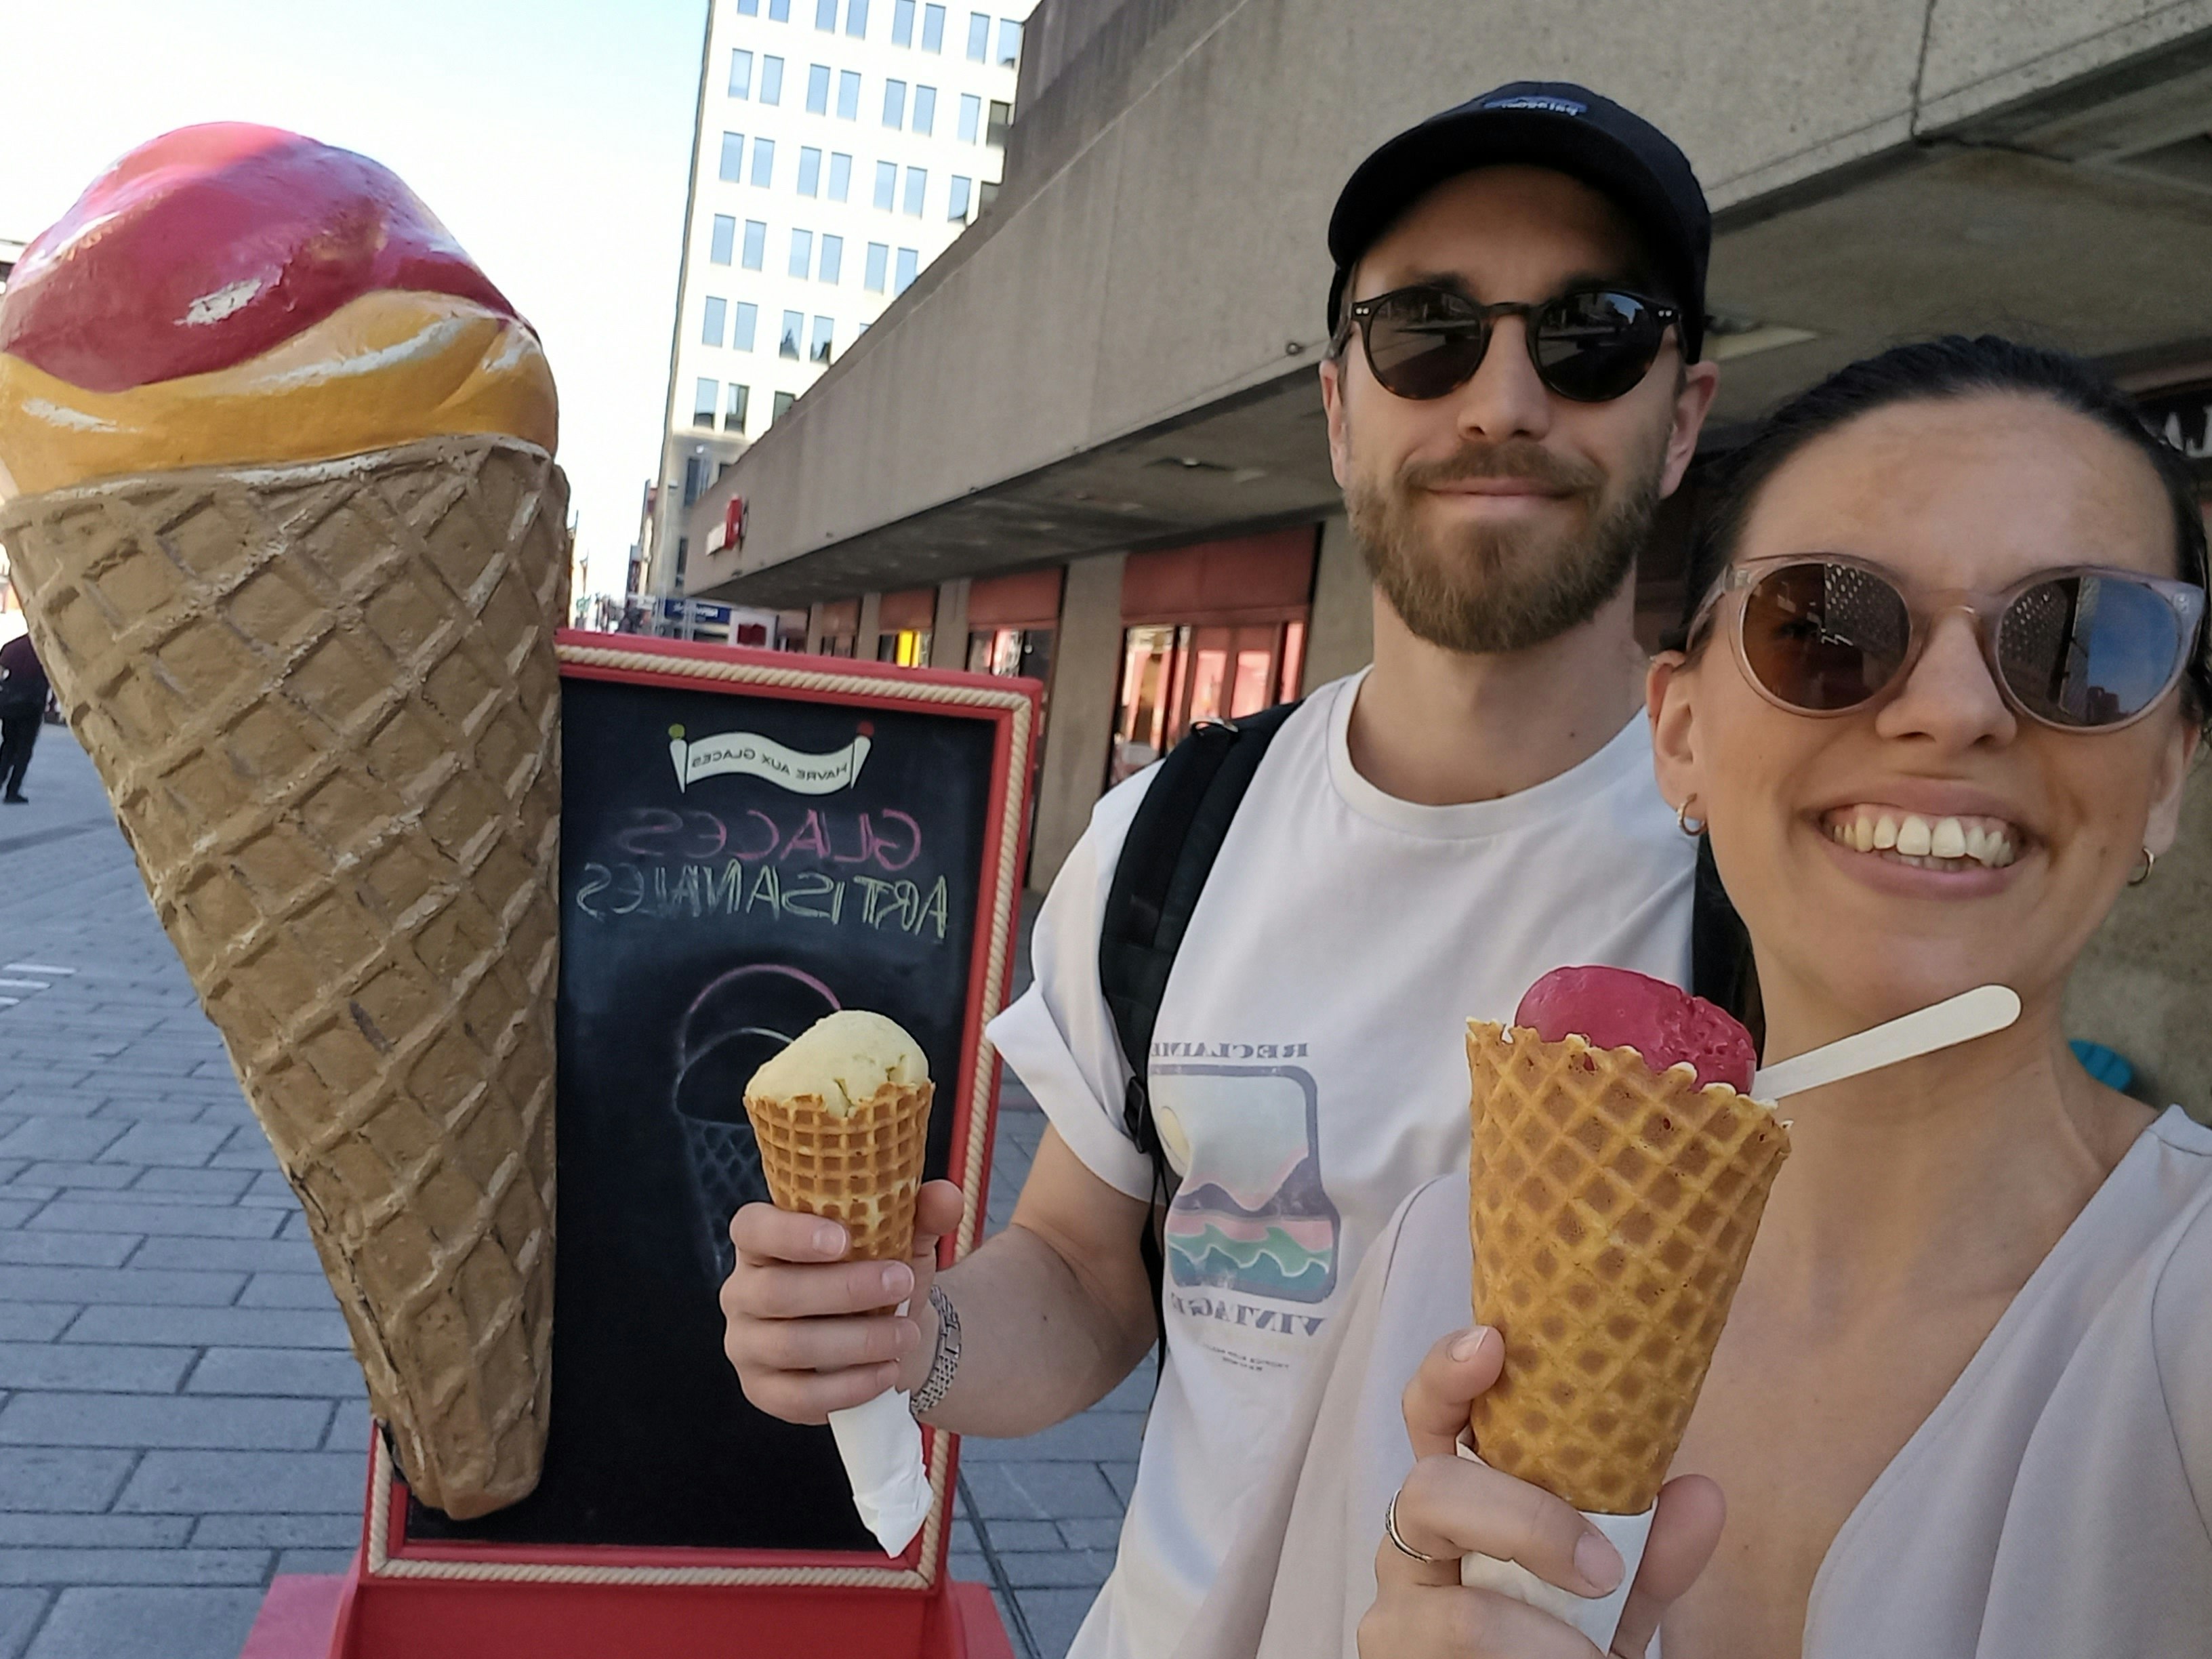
[1345,434,1664,655]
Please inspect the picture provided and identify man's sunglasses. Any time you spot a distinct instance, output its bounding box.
[1332,284,1682,404]
[1689,554,2208,732]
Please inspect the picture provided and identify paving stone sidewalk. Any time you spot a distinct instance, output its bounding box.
[0,727,1142,1658]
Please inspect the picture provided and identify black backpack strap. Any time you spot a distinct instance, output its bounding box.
[1098,700,1303,1367]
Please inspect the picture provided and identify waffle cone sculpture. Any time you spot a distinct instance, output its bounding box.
[1465,1017,1789,1514]
[744,1011,935,1263]
[0,127,567,1518]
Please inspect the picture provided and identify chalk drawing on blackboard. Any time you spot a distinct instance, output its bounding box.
[670,962,842,1281]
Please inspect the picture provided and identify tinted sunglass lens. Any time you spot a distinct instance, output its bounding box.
[1364,291,1489,400]
[1998,573,2184,726]
[1534,291,1662,401]
[1741,562,1912,711]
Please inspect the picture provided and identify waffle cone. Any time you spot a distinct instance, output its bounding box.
[0,436,567,1519]
[1465,1021,1789,1513]
[743,1081,935,1263]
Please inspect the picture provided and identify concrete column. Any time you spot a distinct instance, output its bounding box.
[1026,552,1125,892]
[1301,513,1373,692]
[930,579,972,670]
[856,590,883,661]
[2064,771,2212,1120]
[804,601,827,655]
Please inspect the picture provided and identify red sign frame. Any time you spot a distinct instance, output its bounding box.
[243,633,1042,1659]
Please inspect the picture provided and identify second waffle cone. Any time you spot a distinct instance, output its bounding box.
[1465,1021,1789,1514]
[744,1081,935,1263]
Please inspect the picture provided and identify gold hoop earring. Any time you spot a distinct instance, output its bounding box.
[1677,800,1706,838]
[2130,847,2156,887]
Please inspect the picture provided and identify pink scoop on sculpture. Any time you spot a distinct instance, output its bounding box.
[1513,966,1757,1093]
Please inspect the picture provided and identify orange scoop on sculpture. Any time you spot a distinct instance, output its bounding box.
[1466,967,1788,1514]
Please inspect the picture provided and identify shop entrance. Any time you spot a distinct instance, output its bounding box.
[1112,620,1305,783]
[1109,528,1317,786]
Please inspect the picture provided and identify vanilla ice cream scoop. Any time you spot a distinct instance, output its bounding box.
[746,1010,928,1116]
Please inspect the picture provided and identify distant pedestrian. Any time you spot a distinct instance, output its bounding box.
[0,630,49,802]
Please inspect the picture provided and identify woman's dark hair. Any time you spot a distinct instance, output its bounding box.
[1671,334,2212,727]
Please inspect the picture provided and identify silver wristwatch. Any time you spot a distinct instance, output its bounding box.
[909,1282,962,1418]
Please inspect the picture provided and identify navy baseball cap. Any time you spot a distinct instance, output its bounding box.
[1327,82,1711,362]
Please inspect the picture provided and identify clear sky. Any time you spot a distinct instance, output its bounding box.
[0,0,707,605]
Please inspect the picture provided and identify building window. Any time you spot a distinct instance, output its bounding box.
[882,78,907,128]
[895,246,918,293]
[846,0,869,35]
[806,62,831,113]
[737,0,759,12]
[811,315,834,364]
[751,136,775,186]
[703,295,728,345]
[693,379,718,428]
[987,98,1010,147]
[710,214,737,264]
[837,68,861,119]
[903,166,926,216]
[773,390,797,422]
[865,241,890,292]
[742,218,766,268]
[733,300,759,350]
[966,10,988,60]
[819,232,844,283]
[814,0,836,27]
[873,160,897,209]
[780,309,804,359]
[828,152,853,200]
[922,1,945,49]
[725,382,750,433]
[683,454,705,507]
[760,54,785,102]
[911,85,937,136]
[770,0,791,16]
[996,16,1021,67]
[729,49,753,97]
[947,175,971,221]
[674,537,689,587]
[958,92,981,142]
[788,227,814,277]
[892,0,915,45]
[719,132,745,182]
[798,146,823,195]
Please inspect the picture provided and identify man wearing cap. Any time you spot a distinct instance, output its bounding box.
[722,84,1721,1656]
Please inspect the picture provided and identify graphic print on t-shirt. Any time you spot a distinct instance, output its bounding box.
[1153,1064,1340,1305]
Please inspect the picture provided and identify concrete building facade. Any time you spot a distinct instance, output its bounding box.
[641,0,1036,606]
[682,0,2212,1111]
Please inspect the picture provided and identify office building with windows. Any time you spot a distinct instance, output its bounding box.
[639,0,1034,602]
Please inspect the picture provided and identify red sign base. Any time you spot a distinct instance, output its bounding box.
[239,1561,1016,1659]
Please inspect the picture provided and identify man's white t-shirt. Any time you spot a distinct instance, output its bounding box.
[984,670,1697,1659]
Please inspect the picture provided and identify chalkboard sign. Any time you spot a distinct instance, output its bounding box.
[371,633,1038,1590]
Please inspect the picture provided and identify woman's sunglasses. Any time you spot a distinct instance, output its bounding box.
[1691,555,2208,732]
[1332,283,1682,404]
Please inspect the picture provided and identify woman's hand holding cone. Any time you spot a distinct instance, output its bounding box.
[722,1179,965,1424]
[1359,1330,1727,1658]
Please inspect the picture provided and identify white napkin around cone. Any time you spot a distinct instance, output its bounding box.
[1454,1441,1652,1650]
[828,1387,932,1555]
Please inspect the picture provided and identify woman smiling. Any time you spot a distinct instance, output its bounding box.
[1172,337,2212,1659]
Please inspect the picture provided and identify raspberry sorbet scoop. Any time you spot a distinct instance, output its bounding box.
[1513,965,1757,1092]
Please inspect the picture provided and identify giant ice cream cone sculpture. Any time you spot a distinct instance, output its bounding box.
[1467,968,1789,1515]
[0,125,565,1518]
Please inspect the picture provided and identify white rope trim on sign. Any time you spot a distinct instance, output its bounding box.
[361,649,1037,1589]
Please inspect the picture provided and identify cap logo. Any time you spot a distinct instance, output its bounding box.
[1481,94,1586,117]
